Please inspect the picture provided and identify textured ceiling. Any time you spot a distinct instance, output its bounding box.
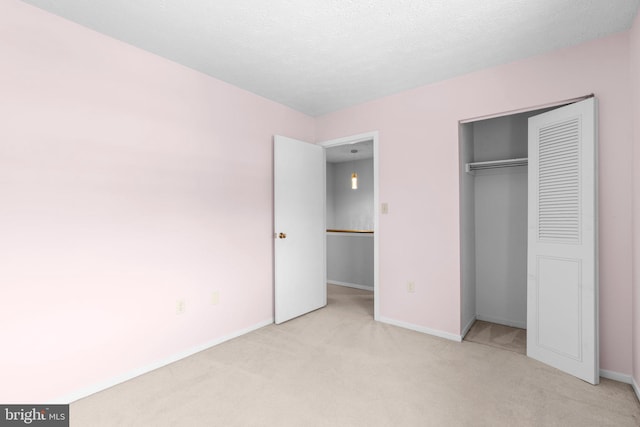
[19,0,640,116]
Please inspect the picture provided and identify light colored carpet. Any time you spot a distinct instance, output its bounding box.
[464,320,527,355]
[71,285,640,426]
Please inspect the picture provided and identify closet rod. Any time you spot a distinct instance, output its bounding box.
[465,158,528,174]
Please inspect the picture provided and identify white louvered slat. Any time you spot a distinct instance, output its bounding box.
[537,117,580,242]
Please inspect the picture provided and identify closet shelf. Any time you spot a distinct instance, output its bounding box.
[465,157,528,174]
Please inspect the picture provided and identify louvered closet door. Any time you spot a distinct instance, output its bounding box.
[527,98,598,385]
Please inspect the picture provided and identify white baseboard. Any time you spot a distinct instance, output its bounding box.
[54,318,274,404]
[599,369,633,384]
[379,316,462,342]
[632,377,640,403]
[597,370,640,402]
[327,280,374,292]
[461,316,477,339]
[476,314,526,330]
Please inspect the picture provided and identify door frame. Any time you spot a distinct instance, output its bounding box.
[319,131,380,320]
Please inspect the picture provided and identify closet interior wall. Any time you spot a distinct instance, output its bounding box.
[460,108,555,334]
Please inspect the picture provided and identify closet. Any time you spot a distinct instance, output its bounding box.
[459,107,554,334]
[461,97,599,384]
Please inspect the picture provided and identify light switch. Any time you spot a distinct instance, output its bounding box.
[381,203,389,214]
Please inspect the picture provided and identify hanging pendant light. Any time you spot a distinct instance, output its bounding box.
[350,149,358,190]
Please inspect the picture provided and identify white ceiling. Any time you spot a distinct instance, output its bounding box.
[20,0,640,116]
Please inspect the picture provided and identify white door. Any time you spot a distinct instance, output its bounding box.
[274,135,326,324]
[527,98,598,384]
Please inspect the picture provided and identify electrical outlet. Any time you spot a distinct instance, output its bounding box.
[211,291,220,306]
[176,299,186,315]
[407,281,416,293]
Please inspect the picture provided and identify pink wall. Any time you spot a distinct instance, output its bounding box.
[3,0,638,404]
[0,1,314,403]
[316,32,634,375]
[631,11,640,389]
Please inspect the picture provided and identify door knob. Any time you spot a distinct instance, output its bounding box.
[278,232,287,239]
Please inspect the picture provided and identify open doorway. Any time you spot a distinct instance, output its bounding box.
[320,132,379,320]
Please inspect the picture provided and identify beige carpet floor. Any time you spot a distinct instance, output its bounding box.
[71,285,640,426]
[464,320,527,355]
